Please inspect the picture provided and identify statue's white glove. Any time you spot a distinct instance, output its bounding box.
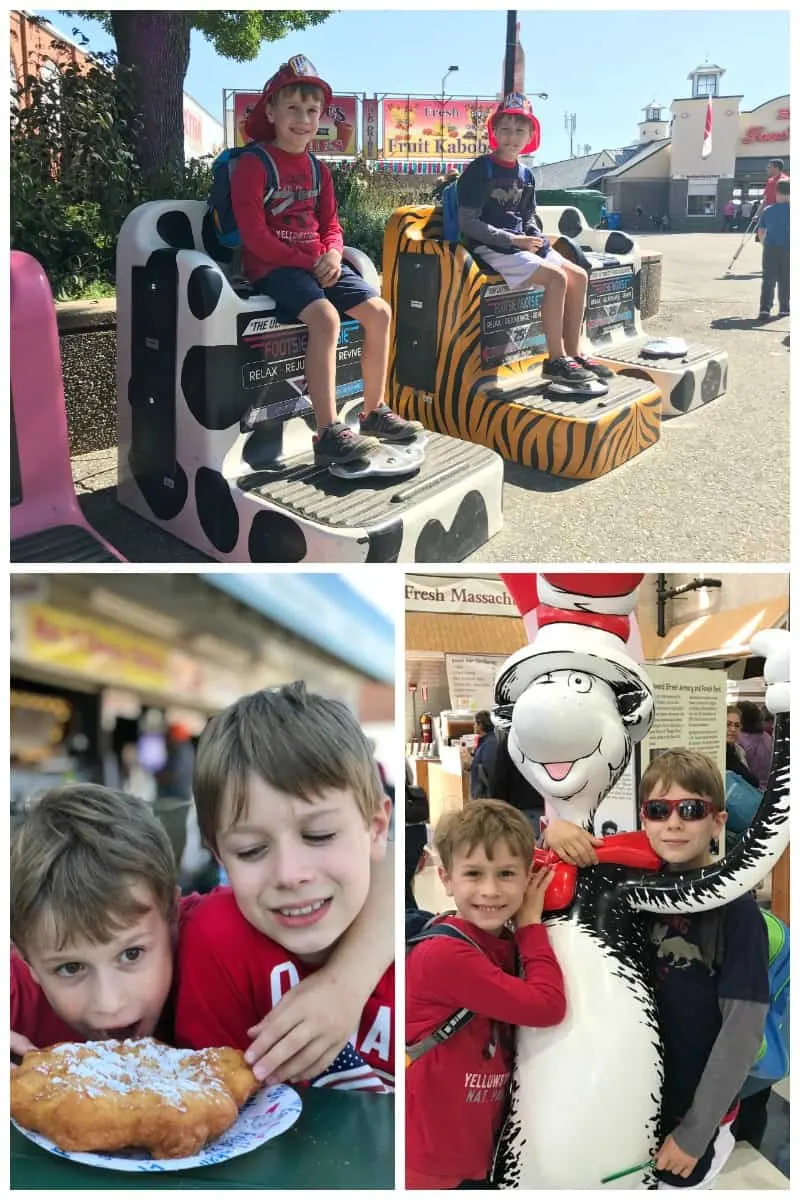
[750,629,790,715]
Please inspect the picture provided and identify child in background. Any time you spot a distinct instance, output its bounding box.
[457,92,613,391]
[544,749,769,1189]
[175,682,395,1091]
[234,56,422,466]
[406,799,565,1188]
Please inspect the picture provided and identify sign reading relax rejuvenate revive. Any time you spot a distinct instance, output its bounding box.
[382,97,495,160]
[232,92,358,155]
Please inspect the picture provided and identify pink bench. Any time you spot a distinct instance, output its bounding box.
[10,251,125,561]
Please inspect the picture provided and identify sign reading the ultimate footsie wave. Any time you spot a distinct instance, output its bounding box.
[232,92,358,155]
[480,284,546,367]
[381,97,495,160]
[586,266,637,340]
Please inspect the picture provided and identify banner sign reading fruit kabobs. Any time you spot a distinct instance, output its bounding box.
[381,97,495,160]
[232,92,359,155]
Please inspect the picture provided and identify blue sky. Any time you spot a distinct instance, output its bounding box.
[38,9,789,163]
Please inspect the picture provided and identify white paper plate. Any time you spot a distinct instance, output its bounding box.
[12,1083,302,1173]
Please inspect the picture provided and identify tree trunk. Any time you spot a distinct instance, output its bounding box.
[110,10,192,188]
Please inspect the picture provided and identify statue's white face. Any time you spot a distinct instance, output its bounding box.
[507,669,631,826]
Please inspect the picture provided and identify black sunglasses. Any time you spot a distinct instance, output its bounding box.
[640,797,716,823]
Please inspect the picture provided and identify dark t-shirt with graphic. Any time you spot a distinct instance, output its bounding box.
[649,892,769,1176]
[457,154,539,254]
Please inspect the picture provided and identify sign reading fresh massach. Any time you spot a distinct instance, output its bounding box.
[232,92,358,155]
[586,266,636,340]
[480,283,545,367]
[382,97,494,160]
[405,575,516,616]
[738,101,790,152]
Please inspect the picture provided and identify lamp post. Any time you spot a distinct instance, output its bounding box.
[441,64,459,170]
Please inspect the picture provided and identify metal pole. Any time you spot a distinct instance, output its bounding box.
[724,207,762,274]
[504,11,517,96]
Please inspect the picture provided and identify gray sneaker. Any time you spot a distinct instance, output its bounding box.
[313,421,380,466]
[359,404,424,442]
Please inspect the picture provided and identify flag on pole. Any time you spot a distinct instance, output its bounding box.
[701,96,713,159]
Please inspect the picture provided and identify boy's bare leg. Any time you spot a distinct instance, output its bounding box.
[346,296,392,415]
[520,261,568,360]
[561,263,589,358]
[299,297,339,430]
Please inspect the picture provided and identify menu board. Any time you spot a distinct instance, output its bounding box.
[445,654,507,711]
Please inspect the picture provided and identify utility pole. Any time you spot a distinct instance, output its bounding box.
[564,111,576,157]
[504,11,517,95]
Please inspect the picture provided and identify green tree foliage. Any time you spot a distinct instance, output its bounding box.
[61,10,331,185]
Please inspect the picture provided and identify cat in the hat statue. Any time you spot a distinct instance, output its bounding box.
[489,573,790,1189]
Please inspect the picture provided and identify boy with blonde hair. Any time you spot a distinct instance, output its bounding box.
[545,749,769,1190]
[175,681,395,1091]
[406,799,565,1188]
[235,56,422,466]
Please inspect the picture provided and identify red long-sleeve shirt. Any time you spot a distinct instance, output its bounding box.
[174,888,394,1087]
[406,915,565,1189]
[230,143,344,283]
[11,892,204,1049]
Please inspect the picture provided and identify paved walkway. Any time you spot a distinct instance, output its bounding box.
[72,231,789,563]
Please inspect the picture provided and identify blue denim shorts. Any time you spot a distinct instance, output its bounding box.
[253,263,378,320]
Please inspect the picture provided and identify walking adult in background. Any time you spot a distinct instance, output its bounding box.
[723,198,736,231]
[460,710,498,800]
[489,726,546,837]
[760,158,790,214]
[756,178,790,320]
[405,761,430,912]
[736,701,773,792]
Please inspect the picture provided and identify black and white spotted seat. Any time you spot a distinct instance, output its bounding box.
[116,200,503,563]
[536,205,729,417]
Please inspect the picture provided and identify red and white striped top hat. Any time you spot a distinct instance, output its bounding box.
[495,573,654,736]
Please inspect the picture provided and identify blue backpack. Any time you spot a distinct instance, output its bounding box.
[440,158,534,244]
[750,909,790,1085]
[207,143,321,249]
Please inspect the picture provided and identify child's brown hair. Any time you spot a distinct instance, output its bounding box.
[194,680,384,853]
[11,785,177,958]
[640,749,725,812]
[435,799,535,874]
[270,83,326,107]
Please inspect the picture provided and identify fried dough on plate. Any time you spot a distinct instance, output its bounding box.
[11,1037,259,1159]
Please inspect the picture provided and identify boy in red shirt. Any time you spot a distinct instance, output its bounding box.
[11,783,392,1087]
[174,681,395,1092]
[406,799,566,1188]
[234,56,422,467]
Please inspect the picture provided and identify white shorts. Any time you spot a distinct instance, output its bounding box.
[657,1123,736,1190]
[475,244,569,291]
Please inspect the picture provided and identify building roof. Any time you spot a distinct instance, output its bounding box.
[601,138,671,178]
[689,63,725,75]
[534,139,669,189]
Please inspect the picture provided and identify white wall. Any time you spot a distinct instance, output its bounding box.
[183,92,224,160]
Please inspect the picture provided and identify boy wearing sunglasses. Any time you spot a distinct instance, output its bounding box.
[236,56,422,467]
[544,748,769,1190]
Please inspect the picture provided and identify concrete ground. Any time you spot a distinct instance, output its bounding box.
[71,231,789,564]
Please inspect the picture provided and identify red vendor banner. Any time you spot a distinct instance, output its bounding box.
[232,92,358,155]
[382,96,496,160]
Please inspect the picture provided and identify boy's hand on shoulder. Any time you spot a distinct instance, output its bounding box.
[544,818,603,867]
[244,965,364,1084]
[10,1030,37,1067]
[313,250,342,288]
[516,864,555,927]
[655,1134,699,1178]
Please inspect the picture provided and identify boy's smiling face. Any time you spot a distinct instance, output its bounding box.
[266,86,324,152]
[217,772,390,963]
[439,840,529,935]
[493,114,534,161]
[23,884,175,1041]
[641,782,727,872]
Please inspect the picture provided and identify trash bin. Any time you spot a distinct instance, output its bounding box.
[607,212,622,231]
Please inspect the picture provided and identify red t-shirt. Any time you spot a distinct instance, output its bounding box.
[174,888,394,1089]
[10,892,204,1050]
[763,172,789,207]
[406,916,565,1189]
[230,143,344,282]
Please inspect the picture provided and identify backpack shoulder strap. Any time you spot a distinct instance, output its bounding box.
[241,142,278,200]
[307,151,322,194]
[406,921,486,1066]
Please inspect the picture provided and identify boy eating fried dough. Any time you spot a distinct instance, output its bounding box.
[11,777,392,1084]
[174,681,395,1091]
